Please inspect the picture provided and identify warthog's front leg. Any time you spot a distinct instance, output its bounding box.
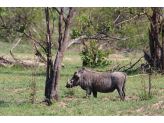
[86,89,91,97]
[93,91,97,98]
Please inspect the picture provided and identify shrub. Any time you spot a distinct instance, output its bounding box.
[80,40,111,68]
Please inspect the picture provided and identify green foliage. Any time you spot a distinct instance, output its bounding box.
[70,12,93,38]
[49,7,60,20]
[80,40,111,68]
[0,7,7,16]
[70,28,81,39]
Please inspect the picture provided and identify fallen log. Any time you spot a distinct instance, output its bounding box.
[0,62,7,67]
[0,56,67,68]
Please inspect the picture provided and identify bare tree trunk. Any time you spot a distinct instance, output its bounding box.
[145,8,162,71]
[49,7,74,103]
[50,51,63,101]
[149,28,155,63]
[154,8,160,70]
[162,24,164,73]
[45,7,53,101]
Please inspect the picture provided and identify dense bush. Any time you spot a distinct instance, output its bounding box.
[80,40,111,68]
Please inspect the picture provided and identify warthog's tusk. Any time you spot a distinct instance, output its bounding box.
[67,78,69,84]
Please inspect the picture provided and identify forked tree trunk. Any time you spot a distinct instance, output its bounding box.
[44,7,74,104]
[145,7,163,71]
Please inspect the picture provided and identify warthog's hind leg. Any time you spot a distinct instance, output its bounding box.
[117,88,124,101]
[93,91,97,98]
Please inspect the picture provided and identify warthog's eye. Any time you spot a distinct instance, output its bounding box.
[70,80,73,83]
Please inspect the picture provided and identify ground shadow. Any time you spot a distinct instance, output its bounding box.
[0,100,10,107]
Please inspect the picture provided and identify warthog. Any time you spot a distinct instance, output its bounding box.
[66,68,127,101]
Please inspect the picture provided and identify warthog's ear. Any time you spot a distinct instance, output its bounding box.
[74,71,79,77]
[81,68,85,74]
[82,68,85,71]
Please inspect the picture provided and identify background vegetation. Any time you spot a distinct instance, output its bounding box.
[1,7,164,116]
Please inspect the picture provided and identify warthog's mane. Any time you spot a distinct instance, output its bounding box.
[78,68,106,87]
[82,68,102,74]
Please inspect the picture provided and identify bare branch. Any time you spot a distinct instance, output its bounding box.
[29,29,47,63]
[54,7,61,14]
[31,27,41,39]
[98,43,108,50]
[114,8,148,27]
[124,56,144,71]
[9,37,31,66]
[66,7,75,21]
[10,38,22,61]
[24,32,46,52]
[67,31,143,48]
[104,33,143,41]
[33,22,47,35]
[145,11,155,28]
[89,10,98,30]
[67,35,87,48]
[113,14,120,23]
[114,15,138,27]
[54,7,67,22]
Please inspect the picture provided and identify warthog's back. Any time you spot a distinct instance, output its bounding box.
[90,72,126,93]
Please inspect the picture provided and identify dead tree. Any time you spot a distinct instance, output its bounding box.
[144,7,164,72]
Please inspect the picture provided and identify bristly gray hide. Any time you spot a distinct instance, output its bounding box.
[66,68,126,101]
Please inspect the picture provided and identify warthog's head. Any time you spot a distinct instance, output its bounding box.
[66,68,84,88]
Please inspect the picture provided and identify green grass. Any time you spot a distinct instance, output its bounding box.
[1,42,164,116]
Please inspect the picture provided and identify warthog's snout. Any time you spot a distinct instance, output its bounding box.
[66,79,73,88]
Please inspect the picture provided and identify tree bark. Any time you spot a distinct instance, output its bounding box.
[154,8,160,70]
[47,7,75,103]
[145,7,162,71]
[149,28,155,63]
[162,23,164,73]
[45,7,53,101]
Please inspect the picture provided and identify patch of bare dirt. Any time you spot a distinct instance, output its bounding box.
[14,88,26,93]
[108,54,124,57]
[64,97,79,102]
[136,107,144,112]
[64,57,73,62]
[108,54,139,61]
[111,58,137,61]
[152,100,163,109]
[102,97,110,100]
[159,89,164,93]
[17,54,35,59]
[125,95,139,101]
[55,101,67,108]
[3,54,35,60]
[63,97,87,103]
